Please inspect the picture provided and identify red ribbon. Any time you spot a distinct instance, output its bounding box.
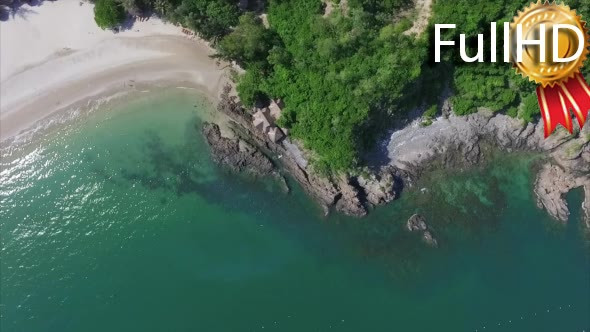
[536,73,590,137]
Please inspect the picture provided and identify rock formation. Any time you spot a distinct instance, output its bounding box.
[202,122,274,176]
[533,164,588,222]
[533,132,590,225]
[212,85,389,217]
[386,110,590,228]
[210,84,589,229]
[406,214,438,247]
[406,213,428,231]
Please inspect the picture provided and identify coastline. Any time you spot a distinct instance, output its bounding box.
[2,0,588,231]
[211,88,590,230]
[0,0,229,141]
[1,1,589,330]
[2,79,588,332]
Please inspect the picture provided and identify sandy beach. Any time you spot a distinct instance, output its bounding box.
[0,0,228,140]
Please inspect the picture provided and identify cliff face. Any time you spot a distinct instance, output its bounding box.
[209,85,589,228]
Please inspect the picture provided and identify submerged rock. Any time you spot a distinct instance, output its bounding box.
[277,174,291,194]
[406,214,427,231]
[406,214,438,247]
[422,231,438,248]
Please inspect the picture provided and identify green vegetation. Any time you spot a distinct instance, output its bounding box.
[94,0,126,29]
[519,93,540,123]
[171,0,239,40]
[432,0,535,118]
[234,0,426,171]
[99,0,241,40]
[420,118,433,127]
[423,105,438,119]
[433,0,589,121]
[565,142,583,158]
[216,13,278,68]
[421,104,437,126]
[98,0,590,172]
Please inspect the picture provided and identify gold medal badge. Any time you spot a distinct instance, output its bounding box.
[510,1,590,136]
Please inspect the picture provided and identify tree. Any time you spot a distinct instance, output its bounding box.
[236,64,268,107]
[217,13,277,68]
[239,0,427,171]
[119,0,144,16]
[173,0,239,40]
[94,0,126,30]
[520,93,540,123]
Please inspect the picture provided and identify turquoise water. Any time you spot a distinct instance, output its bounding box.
[1,90,589,332]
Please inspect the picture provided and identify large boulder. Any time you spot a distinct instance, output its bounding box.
[357,170,398,206]
[202,122,274,176]
[406,214,427,232]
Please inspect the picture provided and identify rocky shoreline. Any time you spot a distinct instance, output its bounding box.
[386,105,590,228]
[205,85,590,231]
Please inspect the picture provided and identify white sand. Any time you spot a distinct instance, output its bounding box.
[0,0,229,140]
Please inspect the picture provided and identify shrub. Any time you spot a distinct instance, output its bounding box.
[94,0,126,30]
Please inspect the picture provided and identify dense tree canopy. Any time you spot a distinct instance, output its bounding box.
[172,0,239,40]
[233,0,426,171]
[216,13,278,68]
[94,0,126,29]
[433,0,590,120]
[103,0,240,40]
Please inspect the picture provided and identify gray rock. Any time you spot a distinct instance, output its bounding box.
[385,108,590,228]
[533,126,590,225]
[406,214,427,232]
[357,170,397,206]
[534,164,575,222]
[202,122,274,176]
[277,175,291,194]
[333,176,367,217]
[534,154,590,224]
[214,83,589,228]
[215,86,367,217]
[406,214,438,247]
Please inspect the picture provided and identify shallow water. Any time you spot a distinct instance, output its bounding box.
[1,90,588,332]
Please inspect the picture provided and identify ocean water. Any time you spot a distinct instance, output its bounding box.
[1,89,589,332]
